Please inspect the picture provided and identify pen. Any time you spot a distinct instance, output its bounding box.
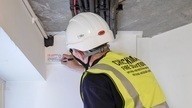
[62,58,74,62]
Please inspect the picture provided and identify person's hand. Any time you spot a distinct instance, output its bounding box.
[61,54,85,72]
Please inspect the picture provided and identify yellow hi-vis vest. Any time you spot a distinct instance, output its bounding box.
[83,52,168,108]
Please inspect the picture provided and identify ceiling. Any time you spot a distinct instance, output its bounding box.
[28,0,192,37]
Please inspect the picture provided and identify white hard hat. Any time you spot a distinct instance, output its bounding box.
[66,12,114,51]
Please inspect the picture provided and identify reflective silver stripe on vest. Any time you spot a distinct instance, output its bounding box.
[153,102,169,108]
[91,64,144,108]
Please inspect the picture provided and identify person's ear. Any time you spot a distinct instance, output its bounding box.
[76,50,85,60]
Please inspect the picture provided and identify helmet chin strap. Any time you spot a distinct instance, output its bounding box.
[70,44,109,71]
[71,53,92,71]
[73,53,106,71]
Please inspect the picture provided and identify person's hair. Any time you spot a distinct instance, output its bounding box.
[83,43,110,57]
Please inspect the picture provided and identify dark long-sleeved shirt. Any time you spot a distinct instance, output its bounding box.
[80,73,123,108]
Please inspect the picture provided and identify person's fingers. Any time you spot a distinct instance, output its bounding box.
[61,61,67,65]
[61,54,72,61]
[61,54,75,65]
[62,54,70,58]
[61,60,67,63]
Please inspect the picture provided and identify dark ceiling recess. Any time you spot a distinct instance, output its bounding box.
[69,0,124,38]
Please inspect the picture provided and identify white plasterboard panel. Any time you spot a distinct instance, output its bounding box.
[137,23,192,107]
[110,31,143,57]
[0,0,46,79]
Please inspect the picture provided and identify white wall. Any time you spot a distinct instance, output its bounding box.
[138,23,192,107]
[0,78,5,108]
[0,28,44,81]
[5,73,82,108]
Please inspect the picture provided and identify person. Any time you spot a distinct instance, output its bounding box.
[61,12,169,108]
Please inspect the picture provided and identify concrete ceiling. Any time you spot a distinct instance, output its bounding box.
[28,0,192,37]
